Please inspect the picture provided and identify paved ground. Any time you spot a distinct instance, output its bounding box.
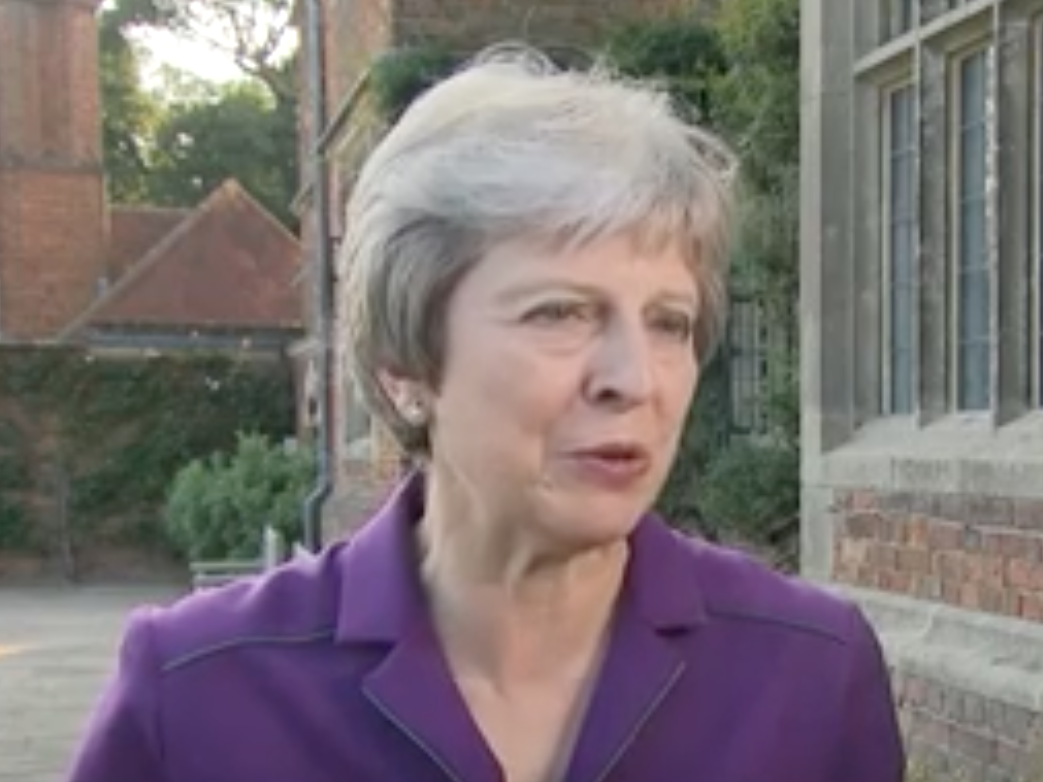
[0,584,186,782]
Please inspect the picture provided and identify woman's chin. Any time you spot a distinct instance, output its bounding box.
[543,497,649,551]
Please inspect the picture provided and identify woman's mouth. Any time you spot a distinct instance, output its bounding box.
[567,443,652,487]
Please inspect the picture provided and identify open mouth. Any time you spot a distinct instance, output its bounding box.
[570,443,652,480]
[585,445,645,462]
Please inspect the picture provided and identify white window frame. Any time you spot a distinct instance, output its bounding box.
[949,42,994,413]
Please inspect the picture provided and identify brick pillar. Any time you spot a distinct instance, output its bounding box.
[0,0,107,341]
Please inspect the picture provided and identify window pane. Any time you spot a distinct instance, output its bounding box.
[892,284,914,351]
[891,85,912,146]
[959,343,990,410]
[884,83,917,414]
[955,49,993,411]
[892,157,914,220]
[958,268,990,343]
[959,200,987,270]
[890,220,915,283]
[961,50,987,115]
[960,126,987,200]
[891,347,914,414]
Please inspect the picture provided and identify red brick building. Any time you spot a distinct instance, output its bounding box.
[0,0,302,348]
[0,0,108,339]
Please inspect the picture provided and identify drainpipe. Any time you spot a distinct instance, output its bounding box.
[301,0,333,553]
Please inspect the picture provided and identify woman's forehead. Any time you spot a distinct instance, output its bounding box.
[464,233,699,299]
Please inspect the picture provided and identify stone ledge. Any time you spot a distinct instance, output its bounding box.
[833,585,1043,713]
[810,413,1043,498]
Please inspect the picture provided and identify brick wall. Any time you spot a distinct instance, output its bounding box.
[0,0,106,340]
[832,490,1043,624]
[895,670,1043,780]
[327,0,393,107]
[0,0,102,164]
[0,168,106,338]
[832,488,1043,779]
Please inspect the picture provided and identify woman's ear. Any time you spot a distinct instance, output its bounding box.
[377,369,432,427]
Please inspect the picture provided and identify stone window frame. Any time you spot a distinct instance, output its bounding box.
[1034,16,1043,407]
[881,0,917,42]
[802,0,1043,580]
[882,80,919,415]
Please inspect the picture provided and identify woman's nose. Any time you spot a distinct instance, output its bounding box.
[583,319,655,409]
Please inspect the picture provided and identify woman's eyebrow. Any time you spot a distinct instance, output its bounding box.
[493,280,602,305]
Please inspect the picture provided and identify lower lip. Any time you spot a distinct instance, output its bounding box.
[567,454,651,489]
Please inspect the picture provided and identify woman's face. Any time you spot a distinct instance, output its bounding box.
[425,232,702,552]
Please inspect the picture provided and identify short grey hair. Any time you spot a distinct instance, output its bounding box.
[341,43,738,455]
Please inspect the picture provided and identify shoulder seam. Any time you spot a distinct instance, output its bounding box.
[706,606,851,646]
[162,626,337,674]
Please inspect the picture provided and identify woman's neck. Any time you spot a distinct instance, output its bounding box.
[416,487,628,690]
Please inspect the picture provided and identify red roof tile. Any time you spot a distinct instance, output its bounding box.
[108,206,190,278]
[65,180,302,335]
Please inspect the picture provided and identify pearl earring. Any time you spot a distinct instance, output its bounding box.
[402,401,427,426]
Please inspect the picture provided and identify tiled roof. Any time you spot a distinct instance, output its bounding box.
[108,206,190,278]
[63,180,302,336]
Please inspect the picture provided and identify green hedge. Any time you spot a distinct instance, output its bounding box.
[163,432,315,561]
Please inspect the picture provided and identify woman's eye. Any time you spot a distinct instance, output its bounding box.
[526,301,592,324]
[653,312,695,341]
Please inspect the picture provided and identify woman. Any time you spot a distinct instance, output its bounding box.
[67,46,904,782]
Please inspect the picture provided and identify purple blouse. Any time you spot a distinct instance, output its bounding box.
[66,474,905,781]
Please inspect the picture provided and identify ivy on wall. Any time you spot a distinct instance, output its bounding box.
[0,346,296,569]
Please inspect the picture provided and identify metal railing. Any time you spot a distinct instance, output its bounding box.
[189,525,296,590]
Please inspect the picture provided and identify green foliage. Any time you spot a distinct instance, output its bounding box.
[367,44,598,124]
[657,354,731,532]
[369,47,460,123]
[99,1,299,228]
[603,13,727,124]
[163,432,315,560]
[0,419,28,493]
[0,348,296,557]
[713,0,800,193]
[697,440,799,545]
[0,499,30,550]
[99,10,160,203]
[0,456,28,493]
[149,80,299,228]
[108,0,298,105]
[714,0,800,336]
[604,2,801,547]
